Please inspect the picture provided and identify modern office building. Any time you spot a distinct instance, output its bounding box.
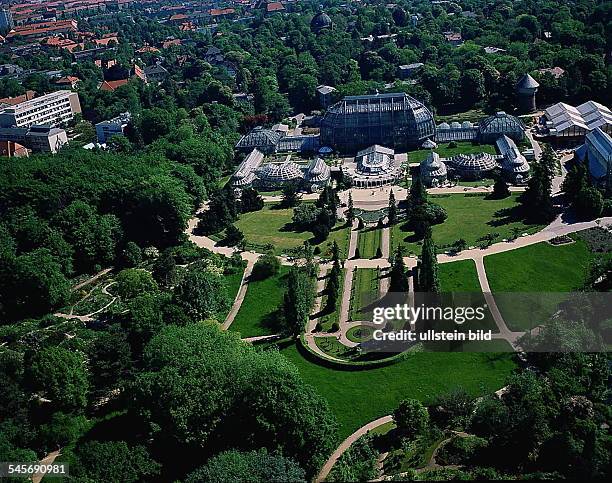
[0,91,82,128]
[95,112,131,144]
[320,92,436,153]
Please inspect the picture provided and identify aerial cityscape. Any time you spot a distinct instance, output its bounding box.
[0,0,610,481]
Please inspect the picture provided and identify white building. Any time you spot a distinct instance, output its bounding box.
[0,125,68,153]
[0,91,82,128]
[95,112,131,144]
[342,145,402,187]
[543,101,612,139]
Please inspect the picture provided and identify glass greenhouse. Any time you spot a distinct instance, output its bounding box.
[478,112,526,143]
[256,161,304,189]
[447,153,498,179]
[320,93,436,153]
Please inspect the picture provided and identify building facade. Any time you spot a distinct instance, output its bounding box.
[320,93,436,153]
[95,112,131,144]
[0,91,82,128]
[575,127,612,189]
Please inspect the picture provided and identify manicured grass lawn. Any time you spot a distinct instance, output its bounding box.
[318,268,345,332]
[484,237,596,331]
[219,265,246,321]
[391,193,542,256]
[407,142,496,163]
[357,228,382,259]
[436,108,486,123]
[438,259,481,292]
[234,204,350,258]
[349,268,380,321]
[230,265,290,337]
[280,344,516,439]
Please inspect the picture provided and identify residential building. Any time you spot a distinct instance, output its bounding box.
[398,63,423,80]
[144,63,169,83]
[0,91,81,128]
[95,112,131,143]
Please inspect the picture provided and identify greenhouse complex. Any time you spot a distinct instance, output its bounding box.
[232,92,533,191]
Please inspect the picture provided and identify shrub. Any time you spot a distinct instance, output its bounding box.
[115,269,158,299]
[252,253,280,281]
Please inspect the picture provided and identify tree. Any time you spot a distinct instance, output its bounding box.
[393,399,429,439]
[418,228,440,293]
[561,159,587,200]
[88,328,131,390]
[172,267,229,321]
[134,323,337,476]
[347,191,355,226]
[186,449,306,483]
[71,441,160,483]
[388,190,398,225]
[240,187,264,213]
[521,148,556,223]
[281,267,316,337]
[252,253,280,281]
[574,186,603,220]
[122,294,166,352]
[120,241,142,267]
[223,224,244,247]
[292,203,320,230]
[492,177,511,199]
[1,248,70,320]
[115,268,158,299]
[152,249,176,288]
[409,175,427,208]
[389,247,409,292]
[460,69,486,106]
[281,182,301,208]
[27,347,89,411]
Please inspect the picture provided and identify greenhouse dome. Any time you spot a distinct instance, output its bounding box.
[420,152,447,187]
[320,92,436,153]
[257,161,304,188]
[447,153,498,179]
[478,111,526,143]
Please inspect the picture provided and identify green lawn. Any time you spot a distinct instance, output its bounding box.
[391,193,542,256]
[407,142,496,164]
[318,268,345,332]
[357,228,382,259]
[436,108,486,123]
[230,265,290,337]
[484,237,596,331]
[220,265,246,322]
[349,268,380,321]
[234,204,350,258]
[280,344,516,439]
[438,259,481,292]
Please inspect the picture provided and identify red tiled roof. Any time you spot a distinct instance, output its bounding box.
[169,14,188,21]
[0,140,29,158]
[100,79,129,91]
[210,8,235,16]
[0,90,36,105]
[162,39,181,49]
[266,2,285,12]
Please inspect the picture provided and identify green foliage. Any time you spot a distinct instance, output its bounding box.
[186,449,306,483]
[120,241,142,268]
[252,252,280,281]
[574,186,603,220]
[38,412,91,450]
[393,399,429,439]
[70,440,160,482]
[172,265,230,321]
[418,229,440,293]
[134,323,338,476]
[389,247,409,292]
[115,268,158,299]
[281,266,317,337]
[328,434,378,482]
[27,347,89,411]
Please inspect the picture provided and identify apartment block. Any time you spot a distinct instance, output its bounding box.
[0,91,82,128]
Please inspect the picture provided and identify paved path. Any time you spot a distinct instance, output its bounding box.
[381,226,390,259]
[32,450,60,483]
[348,219,359,258]
[222,257,257,330]
[72,268,112,291]
[316,415,393,483]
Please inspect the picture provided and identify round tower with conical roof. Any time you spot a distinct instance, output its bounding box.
[515,74,540,113]
[311,11,332,34]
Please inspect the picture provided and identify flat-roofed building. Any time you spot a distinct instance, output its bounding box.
[0,91,81,128]
[95,111,131,143]
[0,125,68,153]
